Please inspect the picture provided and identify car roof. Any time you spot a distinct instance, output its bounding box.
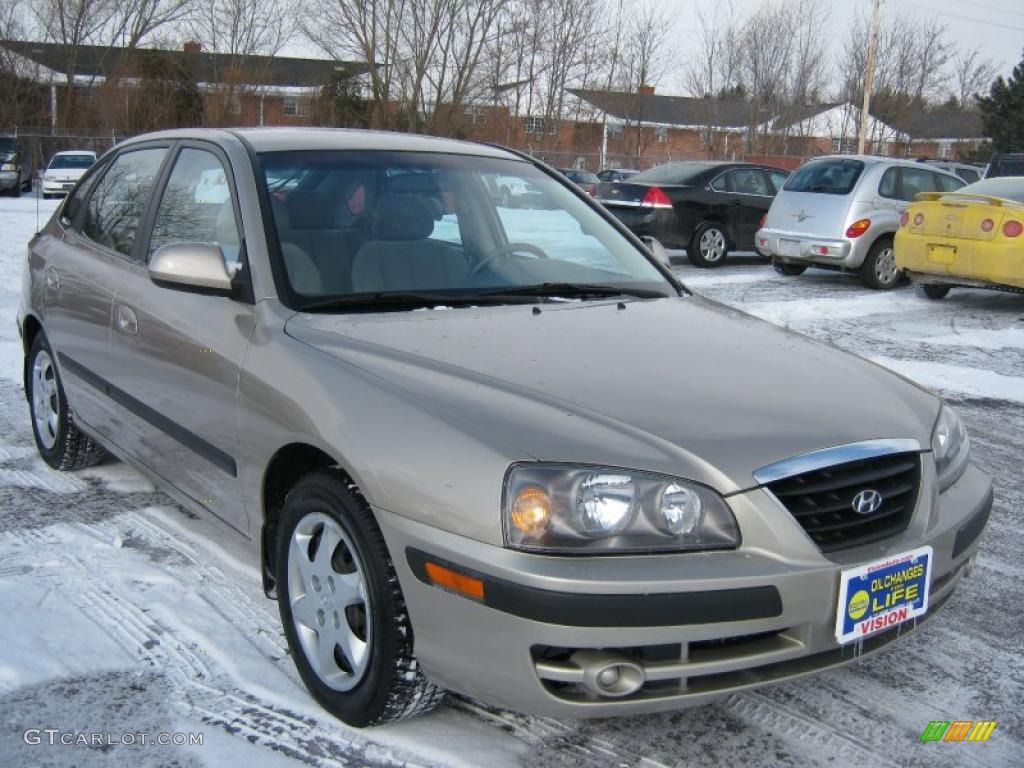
[52,150,97,156]
[117,127,524,161]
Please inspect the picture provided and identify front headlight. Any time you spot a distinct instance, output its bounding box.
[932,404,970,492]
[0,163,14,171]
[503,463,740,553]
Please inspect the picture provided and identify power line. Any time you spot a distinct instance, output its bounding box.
[889,0,1024,31]
[950,0,1024,18]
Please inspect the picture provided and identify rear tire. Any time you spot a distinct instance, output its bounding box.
[275,470,444,727]
[772,259,807,276]
[27,333,107,471]
[859,237,901,290]
[688,223,729,268]
[12,180,21,198]
[918,284,950,300]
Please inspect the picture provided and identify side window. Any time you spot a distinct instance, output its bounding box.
[148,148,242,268]
[62,161,107,225]
[81,148,167,258]
[768,171,789,193]
[709,174,728,192]
[957,168,979,184]
[934,172,965,192]
[727,169,770,195]
[898,167,937,201]
[878,167,899,199]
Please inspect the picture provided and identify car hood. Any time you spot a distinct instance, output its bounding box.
[284,296,938,493]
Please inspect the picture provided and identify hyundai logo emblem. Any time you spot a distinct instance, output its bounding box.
[851,489,883,515]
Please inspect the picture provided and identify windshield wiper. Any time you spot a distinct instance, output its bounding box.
[299,291,532,313]
[473,282,672,300]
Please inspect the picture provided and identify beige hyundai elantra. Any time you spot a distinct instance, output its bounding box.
[19,128,992,727]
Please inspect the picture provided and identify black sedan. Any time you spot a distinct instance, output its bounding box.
[596,161,789,267]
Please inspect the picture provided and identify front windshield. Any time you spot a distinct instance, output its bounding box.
[259,150,674,309]
[49,154,95,170]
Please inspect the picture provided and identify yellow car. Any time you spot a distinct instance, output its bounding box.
[895,177,1024,299]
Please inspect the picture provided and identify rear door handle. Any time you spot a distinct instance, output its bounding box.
[46,266,59,290]
[115,304,138,335]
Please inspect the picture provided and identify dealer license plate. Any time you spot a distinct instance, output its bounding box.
[778,239,801,257]
[835,545,932,645]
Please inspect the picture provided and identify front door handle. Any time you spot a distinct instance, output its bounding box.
[115,304,138,335]
[46,266,59,290]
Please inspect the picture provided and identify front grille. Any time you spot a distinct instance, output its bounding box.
[765,451,921,551]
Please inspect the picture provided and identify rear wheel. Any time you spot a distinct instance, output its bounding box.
[918,284,950,300]
[27,334,107,470]
[859,237,901,289]
[688,223,729,268]
[772,259,807,276]
[12,180,21,198]
[275,470,444,727]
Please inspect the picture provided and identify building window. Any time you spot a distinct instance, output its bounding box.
[523,116,554,135]
[464,106,487,126]
[655,126,668,143]
[283,96,309,117]
[228,91,241,115]
[830,137,857,154]
[937,141,952,160]
[606,121,623,137]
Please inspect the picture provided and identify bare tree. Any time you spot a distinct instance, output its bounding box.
[113,0,196,50]
[950,47,997,110]
[189,0,292,56]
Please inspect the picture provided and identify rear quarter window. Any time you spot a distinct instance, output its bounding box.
[783,159,864,195]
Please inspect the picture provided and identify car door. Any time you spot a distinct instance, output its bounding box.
[40,146,169,442]
[105,143,255,535]
[718,168,773,248]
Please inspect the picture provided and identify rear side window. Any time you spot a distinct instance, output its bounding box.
[935,173,965,193]
[989,156,1024,178]
[783,159,864,195]
[956,167,979,184]
[80,148,167,258]
[148,148,241,268]
[725,169,771,195]
[898,167,938,200]
[768,171,789,193]
[62,160,107,224]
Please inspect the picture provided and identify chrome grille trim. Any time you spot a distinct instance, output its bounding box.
[752,439,923,485]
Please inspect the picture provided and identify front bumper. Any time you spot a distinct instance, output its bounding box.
[756,228,865,269]
[42,180,76,195]
[377,463,992,718]
[0,172,19,190]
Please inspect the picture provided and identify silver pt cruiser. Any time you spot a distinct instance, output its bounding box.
[19,129,992,727]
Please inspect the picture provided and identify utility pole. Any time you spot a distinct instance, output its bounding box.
[857,0,882,155]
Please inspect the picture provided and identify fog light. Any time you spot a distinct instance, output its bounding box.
[510,485,551,537]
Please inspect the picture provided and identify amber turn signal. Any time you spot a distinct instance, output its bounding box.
[510,485,551,537]
[425,561,485,600]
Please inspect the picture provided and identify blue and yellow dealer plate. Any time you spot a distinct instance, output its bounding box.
[835,546,933,645]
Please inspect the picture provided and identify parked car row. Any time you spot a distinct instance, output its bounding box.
[0,138,98,198]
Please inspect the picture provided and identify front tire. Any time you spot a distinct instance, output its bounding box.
[688,223,729,268]
[275,470,444,727]
[918,284,950,300]
[27,334,107,470]
[859,237,901,289]
[772,259,807,276]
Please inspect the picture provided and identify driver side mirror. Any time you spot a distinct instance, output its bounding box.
[149,243,236,296]
[639,235,672,268]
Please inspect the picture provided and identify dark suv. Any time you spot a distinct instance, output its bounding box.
[0,136,33,196]
[985,152,1024,179]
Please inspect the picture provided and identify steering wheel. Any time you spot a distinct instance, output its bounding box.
[469,241,548,277]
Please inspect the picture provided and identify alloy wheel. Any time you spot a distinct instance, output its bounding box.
[31,350,60,450]
[287,511,372,691]
[700,228,726,262]
[875,245,899,286]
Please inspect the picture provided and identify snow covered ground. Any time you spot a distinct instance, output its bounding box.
[1,195,1022,767]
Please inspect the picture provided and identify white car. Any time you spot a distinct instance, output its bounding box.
[42,151,97,198]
